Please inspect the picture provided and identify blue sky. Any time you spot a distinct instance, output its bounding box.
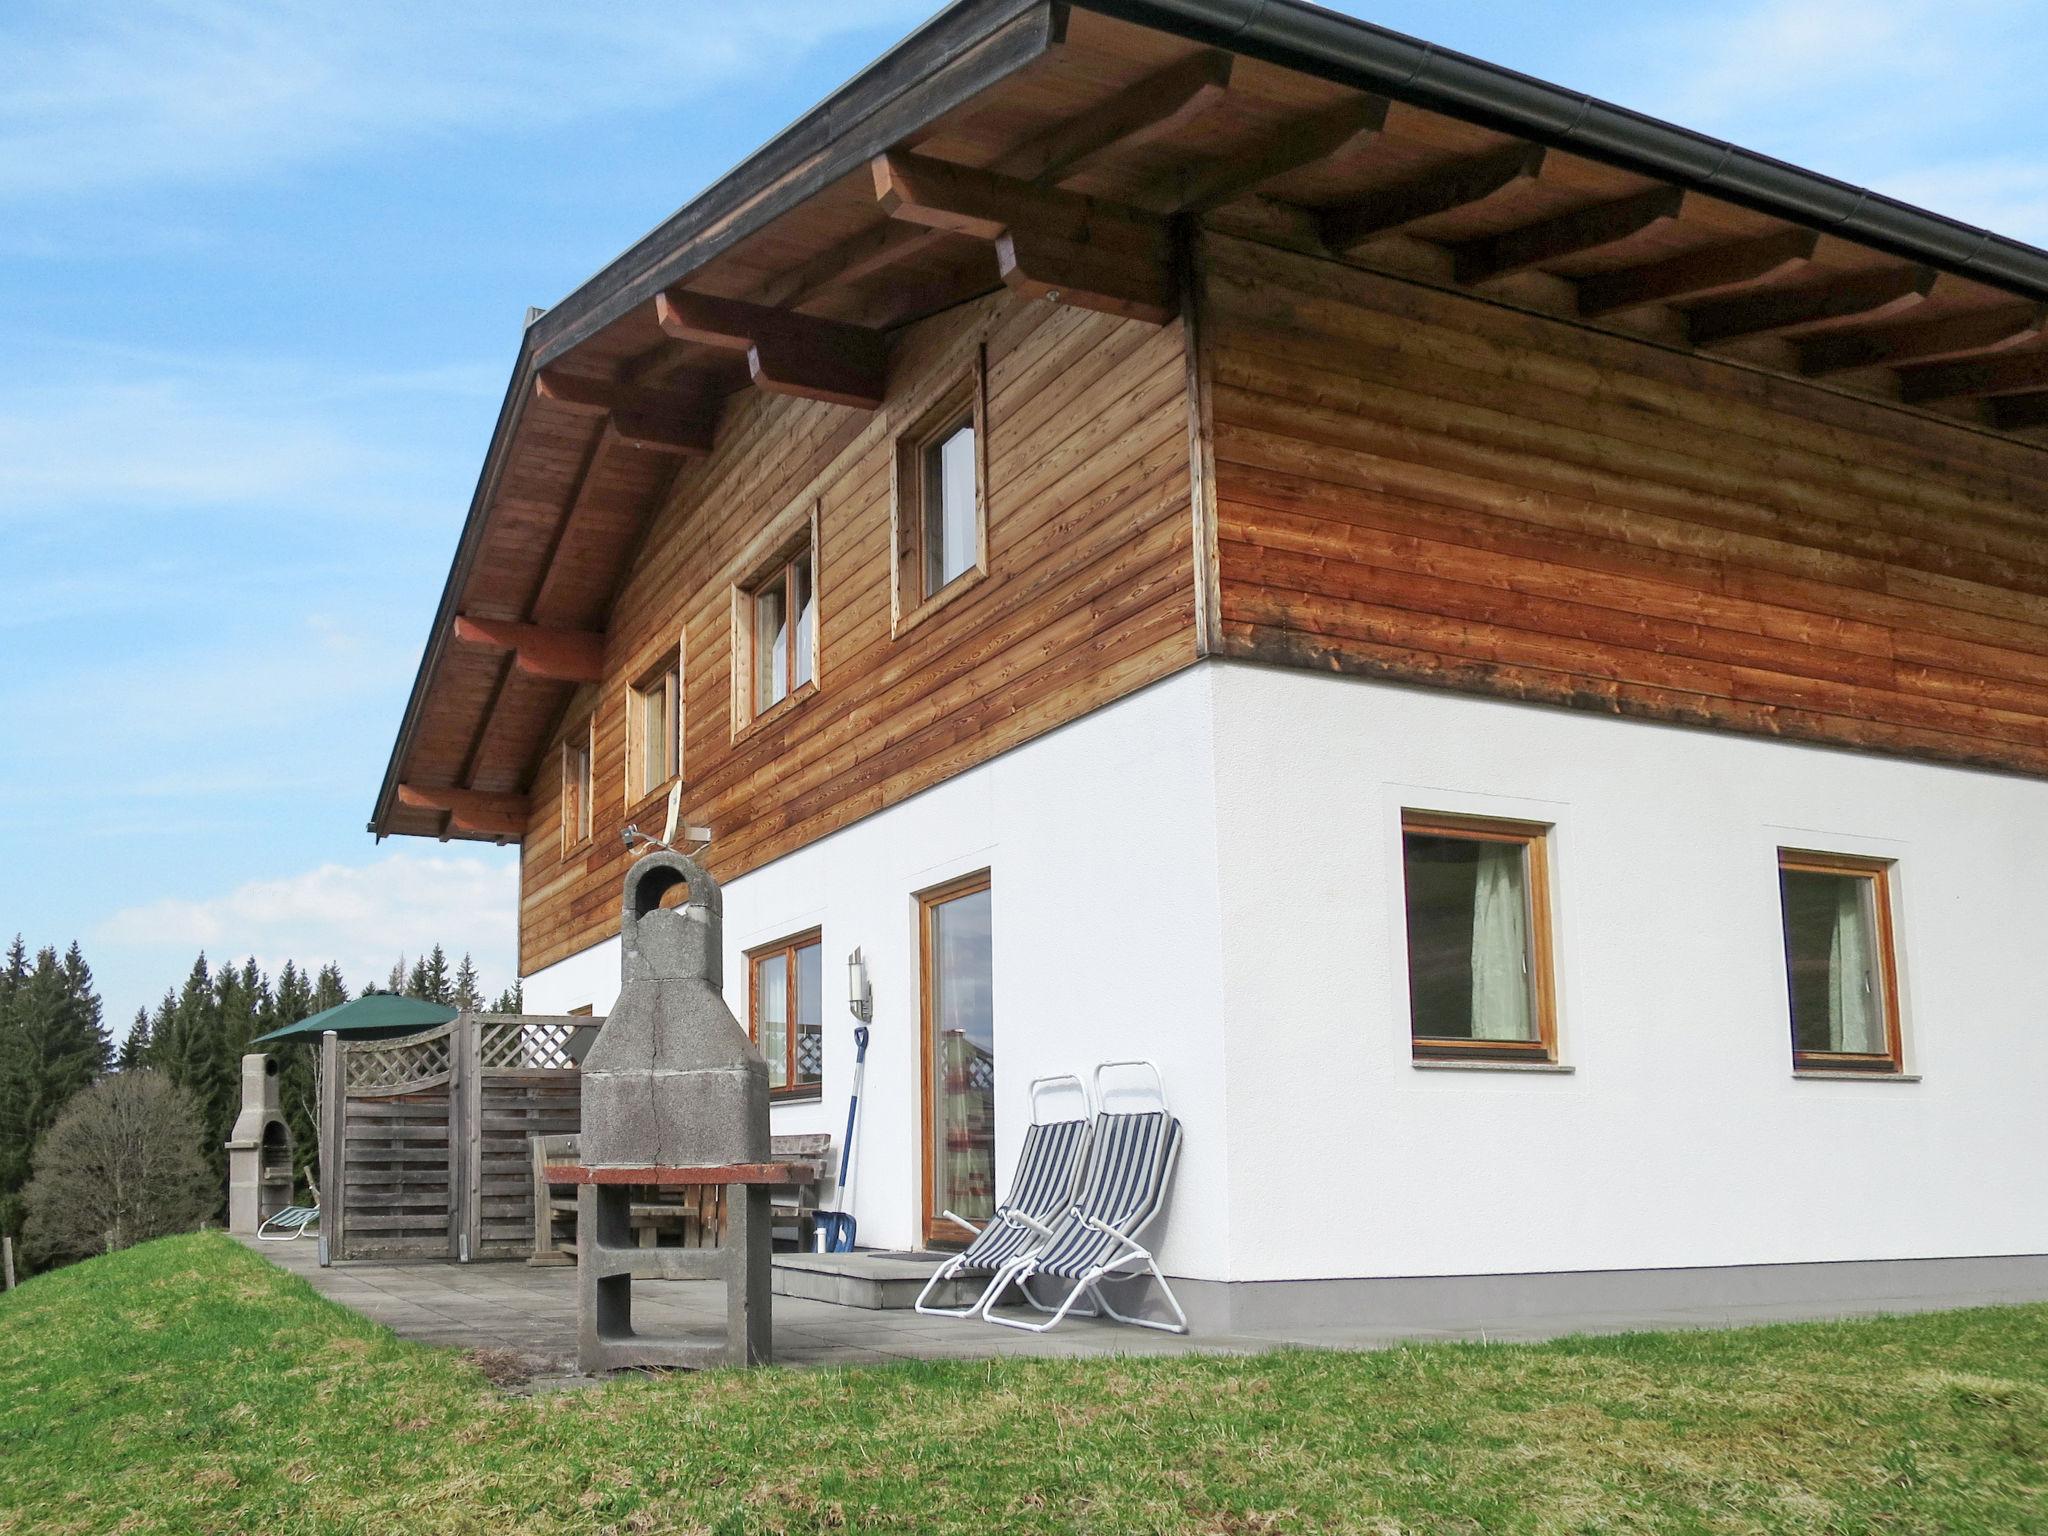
[3,0,2043,1034]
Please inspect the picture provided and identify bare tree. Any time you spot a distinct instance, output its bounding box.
[21,1071,217,1266]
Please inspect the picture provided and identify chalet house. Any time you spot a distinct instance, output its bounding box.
[372,0,2048,1328]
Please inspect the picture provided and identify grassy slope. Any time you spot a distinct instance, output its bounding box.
[1,1235,2045,1535]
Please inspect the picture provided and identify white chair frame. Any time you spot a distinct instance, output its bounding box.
[914,1073,1091,1319]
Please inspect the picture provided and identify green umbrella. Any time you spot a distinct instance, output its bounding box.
[251,993,458,1045]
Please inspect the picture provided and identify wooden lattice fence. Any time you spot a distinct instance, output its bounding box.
[320,1014,593,1263]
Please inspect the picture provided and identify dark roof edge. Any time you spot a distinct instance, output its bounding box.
[1082,0,2048,301]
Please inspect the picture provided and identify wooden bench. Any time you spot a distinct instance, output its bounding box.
[530,1132,830,1264]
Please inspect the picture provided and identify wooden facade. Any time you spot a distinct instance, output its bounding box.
[1202,233,2048,777]
[520,290,1194,973]
[369,2,2048,979]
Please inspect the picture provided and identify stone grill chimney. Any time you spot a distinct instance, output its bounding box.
[579,850,768,1168]
[226,1053,293,1234]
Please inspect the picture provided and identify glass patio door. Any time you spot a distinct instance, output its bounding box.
[919,873,994,1247]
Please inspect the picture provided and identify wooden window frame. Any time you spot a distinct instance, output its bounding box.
[730,502,821,740]
[891,351,989,637]
[559,715,594,856]
[1400,811,1559,1063]
[917,869,993,1248]
[623,642,682,809]
[1777,849,1905,1074]
[746,928,823,1102]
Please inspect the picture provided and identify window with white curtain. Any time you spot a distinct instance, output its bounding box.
[1778,851,1902,1072]
[1401,812,1556,1061]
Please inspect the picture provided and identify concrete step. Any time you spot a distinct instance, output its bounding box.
[772,1249,976,1310]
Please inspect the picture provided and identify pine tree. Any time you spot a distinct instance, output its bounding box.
[270,962,319,1187]
[59,943,113,1077]
[452,953,483,1013]
[488,980,524,1014]
[311,963,349,1014]
[118,1009,150,1070]
[0,944,110,1245]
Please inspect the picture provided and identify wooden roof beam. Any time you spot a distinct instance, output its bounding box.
[451,615,604,684]
[1899,346,2048,404]
[533,370,716,456]
[395,784,527,841]
[1169,94,1389,214]
[1318,142,1547,254]
[871,151,1175,323]
[1989,392,2048,432]
[1795,302,2048,377]
[1451,186,1686,287]
[1576,228,1819,318]
[653,291,886,409]
[1685,265,1938,347]
[762,54,1235,314]
[1002,48,1234,184]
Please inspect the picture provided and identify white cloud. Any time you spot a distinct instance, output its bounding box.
[0,351,497,519]
[0,0,933,201]
[98,848,519,1001]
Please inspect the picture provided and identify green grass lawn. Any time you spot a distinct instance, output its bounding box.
[2,1234,2045,1534]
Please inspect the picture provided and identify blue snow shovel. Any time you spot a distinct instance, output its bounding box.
[815,1023,870,1253]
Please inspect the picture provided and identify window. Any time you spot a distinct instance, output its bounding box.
[560,719,593,851]
[1401,812,1556,1061]
[1778,851,1903,1072]
[734,508,820,734]
[892,357,987,633]
[749,931,822,1099]
[625,658,680,804]
[919,872,994,1245]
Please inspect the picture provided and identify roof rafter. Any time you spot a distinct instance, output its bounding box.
[652,291,887,409]
[1167,93,1388,214]
[1797,302,2048,377]
[870,150,1175,323]
[1576,227,1819,318]
[1989,392,2048,431]
[1685,265,1937,347]
[534,369,717,456]
[1450,185,1686,286]
[1899,346,2048,403]
[394,784,527,841]
[1317,142,1547,254]
[1001,47,1234,184]
[451,615,605,684]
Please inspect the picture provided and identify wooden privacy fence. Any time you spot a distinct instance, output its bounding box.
[319,1014,594,1263]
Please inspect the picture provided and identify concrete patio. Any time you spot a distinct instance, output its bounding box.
[241,1236,1273,1384]
[239,1234,2027,1391]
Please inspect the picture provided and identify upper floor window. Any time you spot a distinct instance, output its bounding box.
[1401,812,1556,1062]
[1778,851,1903,1073]
[560,718,593,851]
[626,654,680,803]
[749,930,823,1099]
[892,355,987,633]
[733,504,820,735]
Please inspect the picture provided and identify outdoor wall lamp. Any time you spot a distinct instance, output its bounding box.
[846,947,872,1022]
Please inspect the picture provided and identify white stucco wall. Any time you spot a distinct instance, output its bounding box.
[1209,659,2048,1282]
[529,656,2048,1284]
[524,666,1231,1271]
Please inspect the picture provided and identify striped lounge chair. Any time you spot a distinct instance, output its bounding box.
[914,1075,1092,1319]
[984,1060,1187,1335]
[257,1180,320,1242]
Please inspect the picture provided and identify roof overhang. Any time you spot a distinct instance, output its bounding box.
[371,0,2048,843]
